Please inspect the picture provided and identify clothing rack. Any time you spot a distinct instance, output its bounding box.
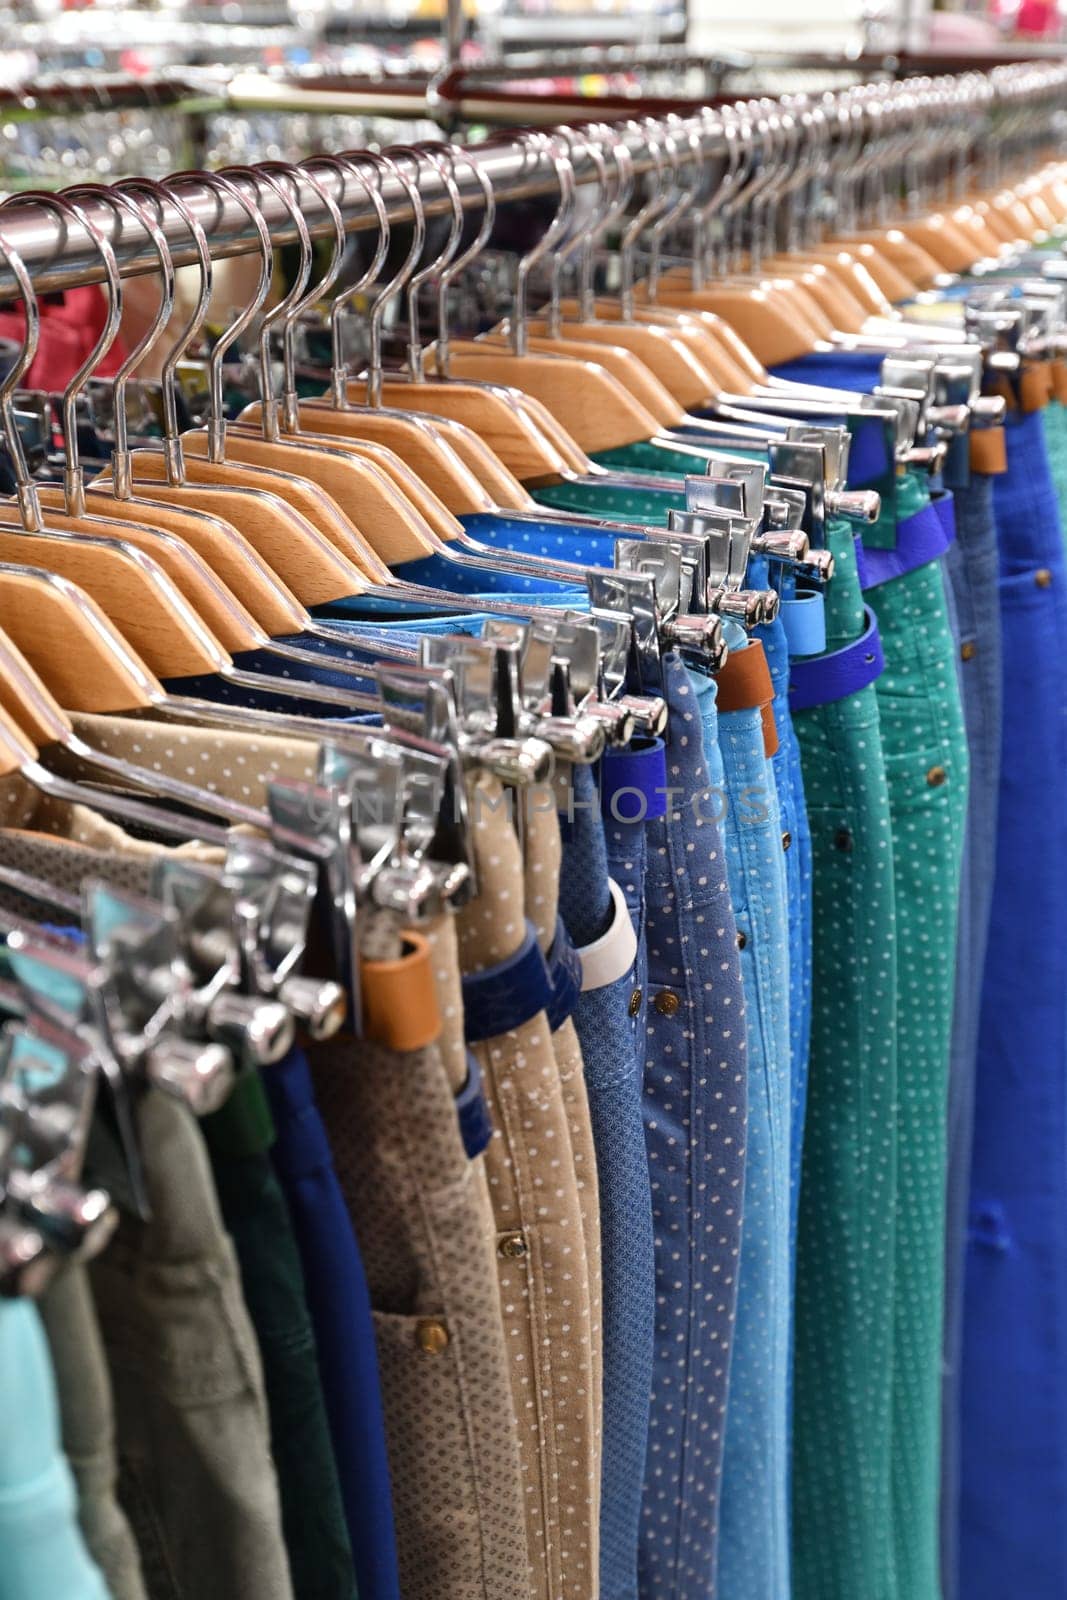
[1,57,1063,302]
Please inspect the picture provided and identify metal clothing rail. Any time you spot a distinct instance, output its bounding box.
[0,58,1065,302]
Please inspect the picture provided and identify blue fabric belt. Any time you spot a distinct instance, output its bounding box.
[455,1052,493,1158]
[788,605,885,711]
[781,591,827,658]
[461,917,580,1040]
[857,493,955,589]
[600,737,669,823]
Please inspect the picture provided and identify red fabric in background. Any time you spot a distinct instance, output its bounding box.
[0,287,126,390]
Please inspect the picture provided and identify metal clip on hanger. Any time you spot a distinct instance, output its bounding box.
[0,1020,116,1295]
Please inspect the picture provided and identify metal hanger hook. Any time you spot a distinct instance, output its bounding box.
[324,153,390,408]
[185,167,272,463]
[0,213,45,532]
[433,143,496,379]
[65,182,176,501]
[3,186,124,518]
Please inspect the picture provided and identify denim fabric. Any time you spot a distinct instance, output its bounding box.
[264,1045,402,1600]
[533,477,684,523]
[937,471,1003,1600]
[753,557,813,1262]
[89,1088,296,1600]
[203,1075,357,1600]
[790,516,898,1600]
[866,528,969,1600]
[39,1266,149,1600]
[559,762,655,1600]
[1040,398,1067,560]
[714,676,792,1600]
[639,655,748,1600]
[0,1300,110,1600]
[959,406,1067,1600]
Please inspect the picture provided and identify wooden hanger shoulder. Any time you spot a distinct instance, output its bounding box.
[31,488,263,656]
[439,344,661,453]
[0,516,225,681]
[232,419,464,543]
[481,328,685,427]
[129,445,379,596]
[891,214,978,273]
[0,624,74,748]
[640,278,815,366]
[0,564,166,712]
[242,399,497,516]
[398,411,535,510]
[198,427,436,567]
[83,478,306,637]
[0,701,38,775]
[541,305,717,410]
[762,257,873,330]
[373,377,568,482]
[839,229,943,289]
[580,298,755,392]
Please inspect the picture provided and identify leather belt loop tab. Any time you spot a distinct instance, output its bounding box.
[970,426,1008,475]
[1020,359,1053,413]
[361,931,441,1052]
[715,638,779,757]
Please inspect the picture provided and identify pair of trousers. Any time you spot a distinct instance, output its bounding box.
[0,1299,110,1600]
[264,1044,402,1600]
[559,760,655,1600]
[959,405,1067,1600]
[88,1088,295,1600]
[39,1266,148,1600]
[638,656,748,1600]
[454,772,599,1599]
[790,518,898,1600]
[712,665,792,1600]
[202,1075,357,1600]
[309,910,532,1600]
[865,505,969,1600]
[935,471,1003,1600]
[524,787,604,1524]
[752,558,814,1261]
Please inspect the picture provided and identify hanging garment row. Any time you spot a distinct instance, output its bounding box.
[1,58,1066,1600]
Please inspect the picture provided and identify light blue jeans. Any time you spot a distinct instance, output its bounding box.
[713,685,793,1600]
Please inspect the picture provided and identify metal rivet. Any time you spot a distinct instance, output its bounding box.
[781,830,792,852]
[960,640,977,662]
[926,765,947,788]
[834,828,853,852]
[498,1232,528,1261]
[415,1318,450,1355]
[736,930,748,951]
[627,988,643,1018]
[653,990,680,1017]
[1036,568,1053,588]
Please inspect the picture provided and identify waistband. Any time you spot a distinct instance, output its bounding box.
[856,492,955,590]
[788,605,885,711]
[714,638,779,758]
[461,916,580,1041]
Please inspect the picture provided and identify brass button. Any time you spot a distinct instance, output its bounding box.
[736,930,748,951]
[628,988,643,1018]
[926,765,947,788]
[781,831,792,852]
[653,990,680,1017]
[498,1231,528,1261]
[834,828,854,853]
[415,1319,450,1355]
[1036,568,1053,588]
[960,640,977,662]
